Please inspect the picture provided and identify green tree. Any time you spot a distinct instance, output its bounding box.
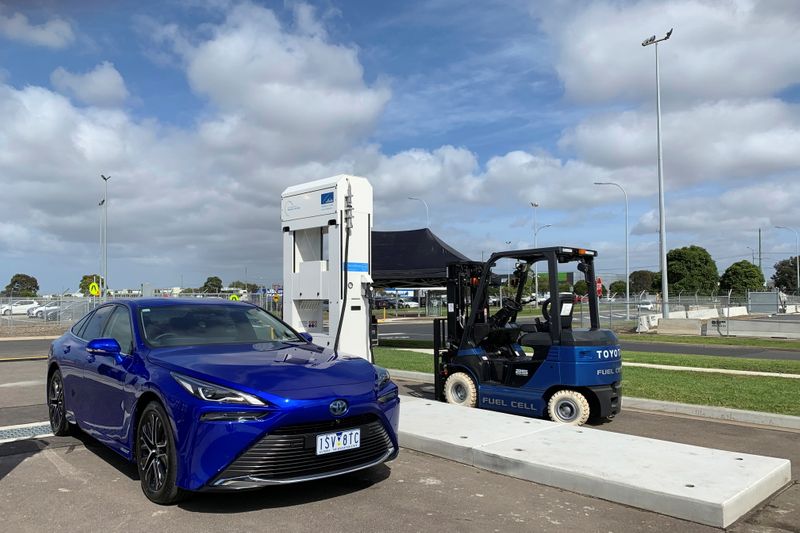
[772,257,799,294]
[573,280,588,295]
[629,270,656,293]
[609,280,627,296]
[230,280,259,293]
[719,261,765,295]
[3,274,39,296]
[667,245,718,294]
[78,274,104,296]
[201,276,223,293]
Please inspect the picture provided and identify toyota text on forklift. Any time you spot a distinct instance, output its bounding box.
[433,246,621,425]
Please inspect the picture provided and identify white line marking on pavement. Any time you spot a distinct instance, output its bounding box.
[0,379,46,388]
[0,421,51,430]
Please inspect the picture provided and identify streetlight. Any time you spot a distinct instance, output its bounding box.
[746,246,755,263]
[595,181,630,319]
[642,28,672,318]
[101,174,111,297]
[505,241,512,287]
[407,197,430,228]
[775,225,800,296]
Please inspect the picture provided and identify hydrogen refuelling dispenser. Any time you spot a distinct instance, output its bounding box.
[281,175,374,360]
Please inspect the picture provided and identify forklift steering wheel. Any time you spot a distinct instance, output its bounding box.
[541,298,552,323]
[492,298,523,327]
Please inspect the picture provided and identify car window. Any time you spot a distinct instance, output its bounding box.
[139,304,301,348]
[81,306,115,341]
[71,312,93,338]
[103,306,134,354]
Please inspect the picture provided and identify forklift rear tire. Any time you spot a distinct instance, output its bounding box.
[444,373,477,408]
[547,390,590,425]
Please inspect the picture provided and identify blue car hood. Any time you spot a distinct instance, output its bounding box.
[147,342,376,396]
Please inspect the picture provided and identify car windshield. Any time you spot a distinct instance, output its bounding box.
[139,304,301,348]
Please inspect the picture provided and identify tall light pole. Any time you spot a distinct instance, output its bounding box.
[534,223,553,301]
[505,241,512,288]
[407,197,430,228]
[595,181,630,319]
[775,226,800,296]
[642,28,672,318]
[101,174,110,297]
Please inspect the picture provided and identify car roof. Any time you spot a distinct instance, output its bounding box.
[114,298,256,310]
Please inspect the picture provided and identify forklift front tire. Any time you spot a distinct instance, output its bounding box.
[444,373,477,408]
[547,390,590,425]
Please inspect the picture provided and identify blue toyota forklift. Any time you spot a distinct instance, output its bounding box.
[433,246,621,425]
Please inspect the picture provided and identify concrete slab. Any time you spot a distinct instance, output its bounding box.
[398,395,792,528]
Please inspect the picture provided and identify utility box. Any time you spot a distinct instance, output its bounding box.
[281,175,373,360]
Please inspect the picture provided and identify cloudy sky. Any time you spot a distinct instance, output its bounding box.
[1,0,798,293]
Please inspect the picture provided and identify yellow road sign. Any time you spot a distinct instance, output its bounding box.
[88,282,100,296]
[229,294,240,301]
[272,294,280,303]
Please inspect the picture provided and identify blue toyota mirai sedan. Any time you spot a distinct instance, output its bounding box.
[46,298,400,504]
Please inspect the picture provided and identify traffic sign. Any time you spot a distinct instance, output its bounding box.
[88,282,100,296]
[272,294,280,304]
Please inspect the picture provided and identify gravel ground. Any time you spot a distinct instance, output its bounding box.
[0,323,69,338]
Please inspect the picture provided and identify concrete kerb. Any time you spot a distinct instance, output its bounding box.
[390,369,800,431]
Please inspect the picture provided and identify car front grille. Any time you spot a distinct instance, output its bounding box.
[214,414,393,484]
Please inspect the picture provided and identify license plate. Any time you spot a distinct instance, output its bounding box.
[316,428,361,455]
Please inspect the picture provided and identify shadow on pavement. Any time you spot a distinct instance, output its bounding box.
[179,463,393,513]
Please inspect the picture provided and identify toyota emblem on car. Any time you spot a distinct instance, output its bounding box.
[329,399,348,416]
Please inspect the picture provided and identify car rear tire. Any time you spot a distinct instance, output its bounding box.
[547,390,590,425]
[136,402,186,505]
[444,372,477,408]
[48,369,71,436]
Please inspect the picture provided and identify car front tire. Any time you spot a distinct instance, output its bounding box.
[136,402,186,505]
[547,390,590,425]
[48,369,71,436]
[444,372,477,408]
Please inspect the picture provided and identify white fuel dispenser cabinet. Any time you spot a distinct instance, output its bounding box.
[281,175,373,360]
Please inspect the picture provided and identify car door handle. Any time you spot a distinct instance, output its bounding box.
[63,345,71,354]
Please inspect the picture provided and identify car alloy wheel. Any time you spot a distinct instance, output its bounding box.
[136,402,185,504]
[48,369,70,436]
[139,411,169,493]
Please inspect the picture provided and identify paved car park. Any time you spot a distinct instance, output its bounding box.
[0,357,797,531]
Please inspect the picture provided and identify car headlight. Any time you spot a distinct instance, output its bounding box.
[374,365,391,390]
[171,373,265,406]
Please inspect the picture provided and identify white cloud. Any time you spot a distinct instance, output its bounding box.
[156,2,390,165]
[51,62,129,107]
[0,9,74,49]
[560,99,800,185]
[539,0,800,104]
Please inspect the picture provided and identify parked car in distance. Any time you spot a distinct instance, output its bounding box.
[396,298,420,309]
[637,301,655,311]
[1,299,39,316]
[487,295,500,306]
[46,299,399,504]
[29,301,61,318]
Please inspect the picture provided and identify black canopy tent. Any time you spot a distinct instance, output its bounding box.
[371,229,471,288]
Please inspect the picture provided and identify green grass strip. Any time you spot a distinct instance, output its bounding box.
[622,366,800,416]
[624,351,800,375]
[619,333,800,351]
[374,347,800,416]
[374,347,434,373]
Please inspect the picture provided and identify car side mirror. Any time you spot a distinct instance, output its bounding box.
[87,338,122,356]
[298,332,313,343]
